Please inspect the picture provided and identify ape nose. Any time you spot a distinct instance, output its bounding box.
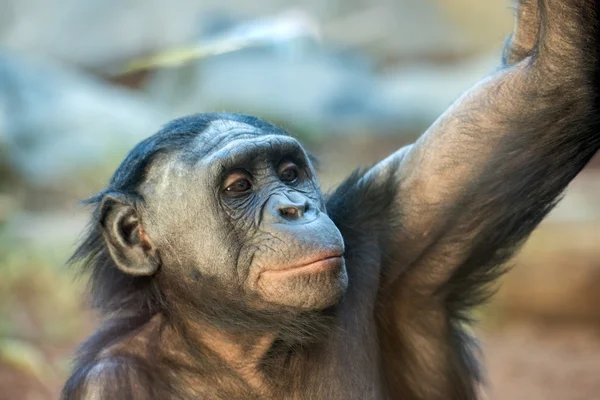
[278,192,308,221]
[264,192,315,224]
[279,203,305,220]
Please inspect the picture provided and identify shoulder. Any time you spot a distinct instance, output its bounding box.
[326,144,412,227]
[326,156,405,249]
[61,356,158,400]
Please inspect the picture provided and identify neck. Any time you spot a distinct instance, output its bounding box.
[115,305,336,397]
[160,303,336,386]
[159,313,286,397]
[191,320,277,392]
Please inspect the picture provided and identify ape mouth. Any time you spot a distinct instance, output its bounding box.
[263,252,344,277]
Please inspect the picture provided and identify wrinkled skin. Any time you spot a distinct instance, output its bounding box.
[63,1,600,399]
[138,124,348,312]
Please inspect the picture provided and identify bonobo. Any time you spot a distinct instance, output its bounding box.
[63,1,600,399]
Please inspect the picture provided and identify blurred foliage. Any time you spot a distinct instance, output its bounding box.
[0,225,91,383]
[0,338,47,380]
[0,232,87,342]
[0,145,15,192]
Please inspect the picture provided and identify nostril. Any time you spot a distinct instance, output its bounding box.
[279,206,302,219]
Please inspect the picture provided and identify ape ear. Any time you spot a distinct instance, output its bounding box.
[99,194,160,276]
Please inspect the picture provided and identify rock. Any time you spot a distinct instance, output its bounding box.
[0,51,169,189]
[0,0,485,70]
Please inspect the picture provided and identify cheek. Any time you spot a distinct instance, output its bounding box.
[236,236,270,285]
[149,212,241,282]
[223,194,261,221]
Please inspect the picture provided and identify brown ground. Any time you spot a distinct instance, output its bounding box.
[480,322,600,400]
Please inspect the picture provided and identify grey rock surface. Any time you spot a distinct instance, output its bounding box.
[0,52,168,186]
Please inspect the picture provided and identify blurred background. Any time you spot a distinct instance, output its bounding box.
[0,0,598,399]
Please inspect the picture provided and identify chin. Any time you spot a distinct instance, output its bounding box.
[257,259,349,310]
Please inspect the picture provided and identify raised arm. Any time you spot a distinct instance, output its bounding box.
[327,1,600,398]
[335,0,600,295]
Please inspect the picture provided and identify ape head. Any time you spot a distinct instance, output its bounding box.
[76,113,347,333]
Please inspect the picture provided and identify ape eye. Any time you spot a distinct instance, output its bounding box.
[226,179,252,193]
[279,162,299,183]
[223,171,253,195]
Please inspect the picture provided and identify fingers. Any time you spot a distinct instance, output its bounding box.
[502,0,540,66]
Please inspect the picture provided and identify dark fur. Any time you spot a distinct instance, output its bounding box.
[63,1,600,399]
[65,113,341,399]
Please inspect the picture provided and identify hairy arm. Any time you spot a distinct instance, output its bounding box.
[328,1,600,398]
[364,0,599,300]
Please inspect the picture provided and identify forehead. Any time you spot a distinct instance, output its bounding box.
[194,119,268,153]
[142,119,306,192]
[190,120,305,168]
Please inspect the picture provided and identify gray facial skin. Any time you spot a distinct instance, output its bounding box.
[128,121,348,312]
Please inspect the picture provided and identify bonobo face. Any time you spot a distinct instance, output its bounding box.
[139,120,348,311]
